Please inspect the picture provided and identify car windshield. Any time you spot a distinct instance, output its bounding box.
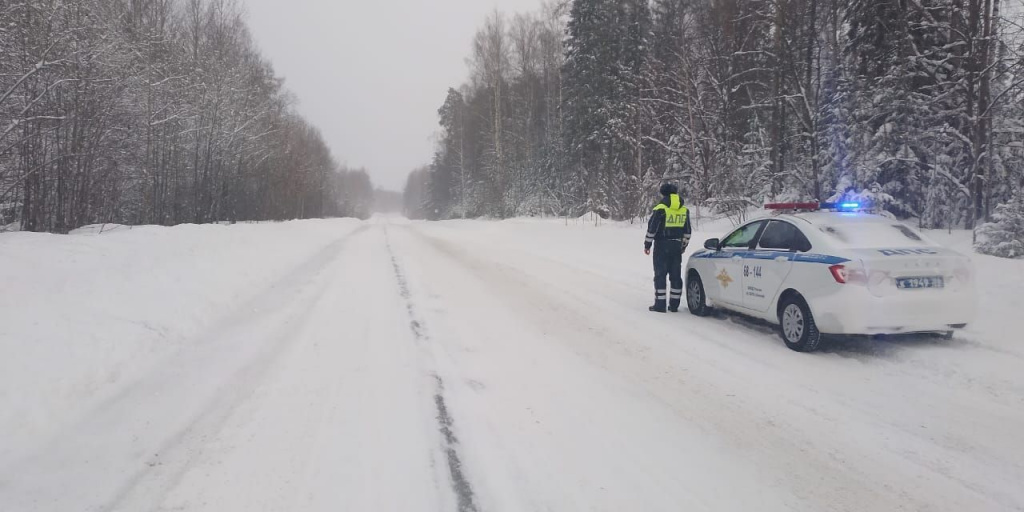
[820,221,932,248]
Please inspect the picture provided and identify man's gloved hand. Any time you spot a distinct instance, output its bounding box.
[681,243,689,254]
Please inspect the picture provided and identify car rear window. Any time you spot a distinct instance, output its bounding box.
[820,222,931,248]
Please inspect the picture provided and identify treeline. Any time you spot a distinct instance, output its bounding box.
[333,167,375,220]
[405,5,568,220]
[406,0,1024,231]
[0,0,371,233]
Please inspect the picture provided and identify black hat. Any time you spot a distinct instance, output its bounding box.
[659,183,678,197]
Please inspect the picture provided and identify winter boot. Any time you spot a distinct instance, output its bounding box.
[650,290,667,313]
[669,287,683,312]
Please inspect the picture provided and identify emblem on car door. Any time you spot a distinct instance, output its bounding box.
[717,268,734,288]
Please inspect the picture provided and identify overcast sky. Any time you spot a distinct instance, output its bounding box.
[241,0,546,191]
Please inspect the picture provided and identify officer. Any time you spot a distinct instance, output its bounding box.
[644,183,692,313]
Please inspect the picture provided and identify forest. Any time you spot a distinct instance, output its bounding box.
[405,0,1024,256]
[0,0,374,234]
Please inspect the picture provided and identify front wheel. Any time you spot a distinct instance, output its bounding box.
[778,295,822,352]
[686,272,712,317]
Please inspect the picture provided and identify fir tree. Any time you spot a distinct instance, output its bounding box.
[563,0,619,215]
[976,191,1024,258]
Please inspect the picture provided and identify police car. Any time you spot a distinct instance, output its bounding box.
[684,202,977,352]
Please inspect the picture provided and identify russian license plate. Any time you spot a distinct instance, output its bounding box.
[896,276,945,290]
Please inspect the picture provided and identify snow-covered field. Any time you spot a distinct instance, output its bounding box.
[1,216,1022,512]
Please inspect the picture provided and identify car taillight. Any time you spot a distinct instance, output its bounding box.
[829,264,867,285]
[829,264,848,284]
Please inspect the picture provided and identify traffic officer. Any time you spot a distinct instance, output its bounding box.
[644,183,692,313]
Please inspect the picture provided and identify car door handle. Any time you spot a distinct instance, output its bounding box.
[732,255,743,261]
[775,256,790,262]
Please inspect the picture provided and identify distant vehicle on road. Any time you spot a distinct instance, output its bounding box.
[685,203,977,352]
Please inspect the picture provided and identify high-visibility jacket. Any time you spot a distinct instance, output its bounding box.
[645,193,692,250]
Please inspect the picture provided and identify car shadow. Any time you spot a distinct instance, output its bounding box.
[821,333,971,361]
[707,309,968,360]
[714,310,778,336]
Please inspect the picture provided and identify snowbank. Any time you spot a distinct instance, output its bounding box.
[0,219,362,457]
[923,229,1024,352]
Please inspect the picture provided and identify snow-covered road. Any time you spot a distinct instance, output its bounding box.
[1,217,1022,512]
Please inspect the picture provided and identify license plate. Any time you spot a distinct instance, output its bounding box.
[896,276,945,290]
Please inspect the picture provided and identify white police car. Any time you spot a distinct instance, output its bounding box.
[684,203,977,352]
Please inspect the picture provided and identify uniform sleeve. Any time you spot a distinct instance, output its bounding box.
[645,210,665,251]
[682,213,692,245]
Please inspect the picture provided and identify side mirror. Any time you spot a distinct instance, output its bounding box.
[704,238,720,251]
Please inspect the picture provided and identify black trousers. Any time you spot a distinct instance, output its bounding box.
[653,241,684,309]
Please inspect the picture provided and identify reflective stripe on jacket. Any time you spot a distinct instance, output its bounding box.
[645,194,692,250]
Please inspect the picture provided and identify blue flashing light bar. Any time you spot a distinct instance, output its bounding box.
[819,201,870,212]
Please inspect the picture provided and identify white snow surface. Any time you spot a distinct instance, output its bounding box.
[0,216,1022,512]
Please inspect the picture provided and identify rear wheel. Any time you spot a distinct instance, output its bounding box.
[778,295,822,352]
[686,272,712,317]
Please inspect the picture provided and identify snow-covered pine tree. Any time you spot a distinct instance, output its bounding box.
[431,88,468,219]
[563,0,655,219]
[842,0,1010,228]
[563,0,620,217]
[976,191,1024,258]
[402,167,432,220]
[648,0,689,183]
[842,0,935,222]
[612,0,656,218]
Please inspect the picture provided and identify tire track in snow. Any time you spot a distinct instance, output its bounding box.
[98,228,372,512]
[1,227,368,512]
[384,227,480,512]
[405,224,1024,512]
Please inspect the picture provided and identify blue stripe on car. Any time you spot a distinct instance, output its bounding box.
[691,250,849,265]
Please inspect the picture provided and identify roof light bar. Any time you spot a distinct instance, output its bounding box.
[821,201,869,212]
[763,201,874,212]
[764,202,820,211]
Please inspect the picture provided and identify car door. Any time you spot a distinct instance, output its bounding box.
[713,221,767,307]
[743,220,812,313]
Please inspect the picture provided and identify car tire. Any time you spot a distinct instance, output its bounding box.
[778,294,822,352]
[686,272,712,317]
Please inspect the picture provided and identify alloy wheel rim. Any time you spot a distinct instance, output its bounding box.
[687,280,702,309]
[783,304,805,342]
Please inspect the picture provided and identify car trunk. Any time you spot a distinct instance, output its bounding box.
[817,220,975,299]
[849,247,973,298]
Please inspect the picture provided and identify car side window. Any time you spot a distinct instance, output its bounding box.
[758,221,812,252]
[722,221,765,249]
